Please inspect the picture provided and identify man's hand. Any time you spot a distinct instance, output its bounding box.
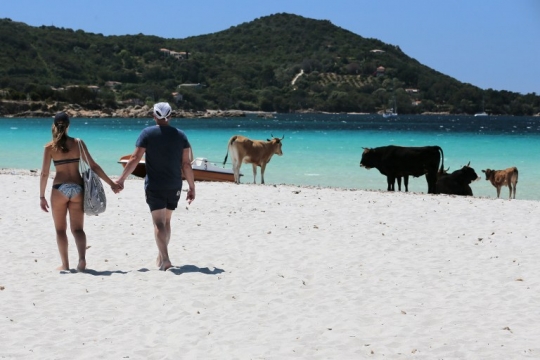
[186,188,195,204]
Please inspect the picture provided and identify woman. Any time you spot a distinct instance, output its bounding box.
[39,112,120,272]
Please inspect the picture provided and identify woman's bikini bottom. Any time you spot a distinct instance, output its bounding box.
[52,183,83,199]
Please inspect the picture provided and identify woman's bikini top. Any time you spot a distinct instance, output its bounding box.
[53,158,80,166]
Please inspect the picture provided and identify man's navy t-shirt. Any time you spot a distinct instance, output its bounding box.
[136,125,191,191]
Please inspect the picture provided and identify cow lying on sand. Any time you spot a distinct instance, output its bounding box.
[360,145,444,194]
[481,167,518,199]
[436,163,479,196]
[223,135,284,184]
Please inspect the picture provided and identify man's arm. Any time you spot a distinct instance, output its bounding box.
[182,147,195,204]
[117,147,146,188]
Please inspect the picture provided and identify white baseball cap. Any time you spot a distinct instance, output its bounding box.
[153,102,172,120]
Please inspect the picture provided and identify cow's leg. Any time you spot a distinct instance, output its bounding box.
[404,176,409,192]
[260,163,267,184]
[232,161,241,184]
[252,164,258,184]
[513,182,517,199]
[387,176,395,191]
[508,184,513,199]
[426,172,437,194]
[396,177,402,191]
[496,186,501,198]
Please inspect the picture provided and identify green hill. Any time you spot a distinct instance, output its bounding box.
[0,13,538,115]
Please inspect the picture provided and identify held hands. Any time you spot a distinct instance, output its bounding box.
[111,181,123,194]
[115,179,125,190]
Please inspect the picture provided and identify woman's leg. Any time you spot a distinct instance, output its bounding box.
[51,191,70,270]
[68,194,86,272]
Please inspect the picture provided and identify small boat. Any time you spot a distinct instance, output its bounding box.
[474,98,489,117]
[190,157,240,182]
[118,155,147,178]
[382,109,398,118]
[118,155,240,182]
[382,95,398,118]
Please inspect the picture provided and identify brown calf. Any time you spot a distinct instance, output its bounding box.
[481,167,518,199]
[223,135,284,184]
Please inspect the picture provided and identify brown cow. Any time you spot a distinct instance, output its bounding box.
[481,167,518,199]
[223,135,284,184]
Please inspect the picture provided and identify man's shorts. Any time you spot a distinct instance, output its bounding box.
[145,189,182,211]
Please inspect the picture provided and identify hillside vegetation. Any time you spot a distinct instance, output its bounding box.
[1,13,538,116]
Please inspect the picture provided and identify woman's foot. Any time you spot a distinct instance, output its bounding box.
[159,259,172,271]
[56,265,69,271]
[76,259,86,272]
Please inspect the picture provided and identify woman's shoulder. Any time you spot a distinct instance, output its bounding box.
[70,137,83,145]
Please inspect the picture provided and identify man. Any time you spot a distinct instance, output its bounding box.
[117,102,195,271]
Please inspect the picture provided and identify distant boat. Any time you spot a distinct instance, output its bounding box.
[118,155,241,182]
[382,95,398,118]
[474,98,489,117]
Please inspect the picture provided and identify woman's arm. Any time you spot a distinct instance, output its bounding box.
[40,146,52,212]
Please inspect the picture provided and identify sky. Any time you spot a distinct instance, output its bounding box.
[2,0,539,95]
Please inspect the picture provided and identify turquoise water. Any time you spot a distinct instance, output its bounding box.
[2,114,540,200]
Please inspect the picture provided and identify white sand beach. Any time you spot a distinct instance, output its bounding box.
[1,171,540,359]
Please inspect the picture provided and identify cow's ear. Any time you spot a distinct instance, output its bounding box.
[267,138,271,141]
[481,170,486,173]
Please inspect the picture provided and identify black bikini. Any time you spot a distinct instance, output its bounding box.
[53,158,80,166]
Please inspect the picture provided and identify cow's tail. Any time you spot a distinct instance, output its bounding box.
[223,135,237,165]
[437,146,445,173]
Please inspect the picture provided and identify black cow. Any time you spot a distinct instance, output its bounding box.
[360,145,444,194]
[436,163,479,196]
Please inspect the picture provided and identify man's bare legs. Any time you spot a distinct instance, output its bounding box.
[151,208,174,270]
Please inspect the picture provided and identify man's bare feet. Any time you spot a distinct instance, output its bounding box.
[76,259,86,272]
[159,259,172,271]
[56,265,69,271]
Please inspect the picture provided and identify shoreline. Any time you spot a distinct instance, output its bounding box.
[3,167,539,203]
[4,101,538,118]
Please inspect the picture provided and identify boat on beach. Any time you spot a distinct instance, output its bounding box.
[118,155,147,178]
[118,155,240,182]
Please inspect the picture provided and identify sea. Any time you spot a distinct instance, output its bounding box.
[2,114,540,201]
